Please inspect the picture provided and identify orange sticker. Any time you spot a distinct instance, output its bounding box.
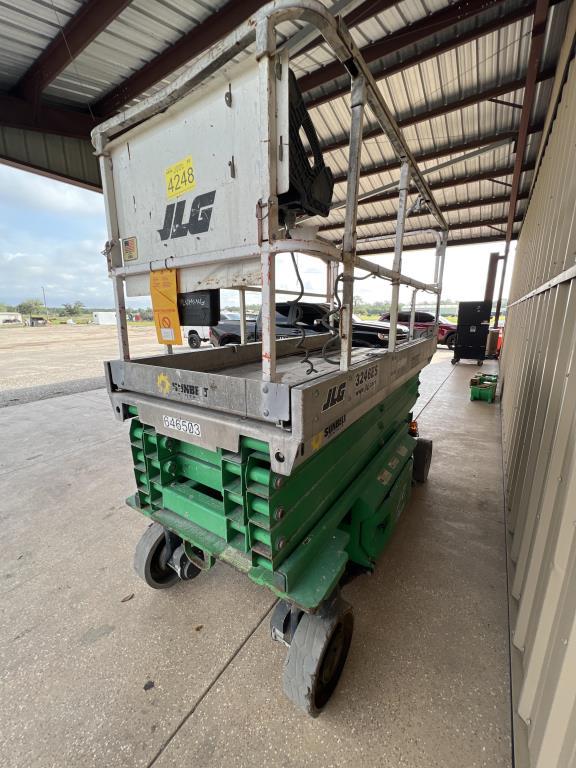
[150,269,182,345]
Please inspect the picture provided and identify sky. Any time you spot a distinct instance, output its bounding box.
[0,163,515,310]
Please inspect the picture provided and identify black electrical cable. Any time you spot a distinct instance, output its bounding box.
[289,252,317,375]
[319,269,392,365]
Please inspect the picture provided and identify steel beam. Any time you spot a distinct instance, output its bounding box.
[506,0,550,246]
[357,233,519,256]
[299,0,507,93]
[322,124,543,170]
[97,0,393,116]
[0,94,95,139]
[353,215,523,244]
[495,0,551,330]
[2,71,548,146]
[319,193,529,232]
[319,104,547,160]
[95,0,269,116]
[303,0,562,109]
[317,70,553,168]
[327,139,517,213]
[348,162,536,209]
[485,251,502,303]
[12,0,132,102]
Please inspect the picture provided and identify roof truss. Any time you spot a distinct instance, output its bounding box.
[12,0,132,103]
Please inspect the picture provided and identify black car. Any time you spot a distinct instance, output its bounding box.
[209,302,409,348]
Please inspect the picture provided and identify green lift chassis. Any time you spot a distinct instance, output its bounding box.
[127,375,431,716]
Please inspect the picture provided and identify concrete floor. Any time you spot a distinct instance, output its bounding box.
[0,350,511,768]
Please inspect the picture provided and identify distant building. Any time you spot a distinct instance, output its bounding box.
[92,311,116,325]
[0,312,22,324]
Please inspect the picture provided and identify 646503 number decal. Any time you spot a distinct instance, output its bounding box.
[162,415,201,436]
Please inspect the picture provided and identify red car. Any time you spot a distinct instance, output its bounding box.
[379,310,456,349]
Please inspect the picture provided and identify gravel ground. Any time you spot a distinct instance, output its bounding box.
[0,325,162,407]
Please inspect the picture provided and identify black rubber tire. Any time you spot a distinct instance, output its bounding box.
[445,333,456,350]
[134,523,179,589]
[188,331,201,349]
[220,336,241,346]
[451,358,458,365]
[477,360,484,366]
[353,340,378,348]
[413,437,433,483]
[283,596,354,717]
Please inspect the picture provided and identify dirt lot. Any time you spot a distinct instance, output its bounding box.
[0,325,162,405]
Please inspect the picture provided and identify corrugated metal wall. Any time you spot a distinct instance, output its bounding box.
[500,48,576,768]
[0,126,100,190]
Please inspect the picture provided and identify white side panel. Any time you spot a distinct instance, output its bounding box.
[108,55,289,279]
[125,259,262,297]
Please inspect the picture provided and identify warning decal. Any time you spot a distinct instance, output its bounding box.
[150,269,182,346]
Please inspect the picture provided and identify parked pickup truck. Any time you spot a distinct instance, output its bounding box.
[183,311,257,348]
[209,302,409,348]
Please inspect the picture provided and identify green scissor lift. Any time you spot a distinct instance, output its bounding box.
[127,373,431,715]
[92,0,445,717]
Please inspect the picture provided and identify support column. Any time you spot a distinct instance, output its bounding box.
[434,232,448,322]
[485,251,501,304]
[494,242,510,328]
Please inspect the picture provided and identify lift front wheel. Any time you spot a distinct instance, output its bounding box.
[283,596,354,717]
[134,522,181,589]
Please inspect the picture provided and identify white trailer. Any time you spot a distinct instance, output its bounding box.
[0,312,22,324]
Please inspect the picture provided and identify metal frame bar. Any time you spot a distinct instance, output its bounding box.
[357,233,518,256]
[340,75,367,370]
[353,215,522,245]
[317,122,544,171]
[351,162,535,210]
[320,193,528,233]
[348,139,516,209]
[239,288,247,344]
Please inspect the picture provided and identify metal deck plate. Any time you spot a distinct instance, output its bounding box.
[108,336,435,475]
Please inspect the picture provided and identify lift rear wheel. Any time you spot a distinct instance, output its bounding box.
[134,522,180,589]
[413,437,433,483]
[283,595,354,717]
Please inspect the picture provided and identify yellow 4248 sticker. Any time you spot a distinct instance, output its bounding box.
[165,155,196,199]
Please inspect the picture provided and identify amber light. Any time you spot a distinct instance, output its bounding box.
[409,421,419,436]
